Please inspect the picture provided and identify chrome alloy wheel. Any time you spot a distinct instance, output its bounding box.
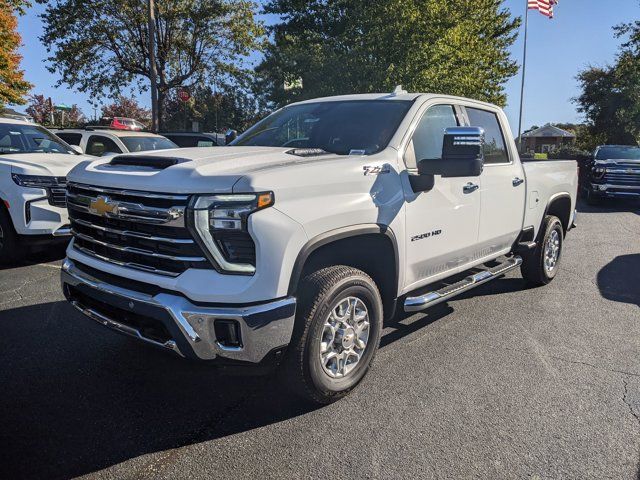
[320,297,370,379]
[544,229,561,274]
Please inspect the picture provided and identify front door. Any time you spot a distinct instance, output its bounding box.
[464,106,525,254]
[401,103,482,292]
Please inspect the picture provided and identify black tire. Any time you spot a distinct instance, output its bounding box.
[586,189,603,206]
[284,265,383,404]
[520,215,563,286]
[0,205,24,264]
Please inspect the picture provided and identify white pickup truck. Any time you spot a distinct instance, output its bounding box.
[0,118,90,262]
[61,91,578,403]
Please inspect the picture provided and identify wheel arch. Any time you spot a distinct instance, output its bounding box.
[544,193,572,235]
[288,225,399,319]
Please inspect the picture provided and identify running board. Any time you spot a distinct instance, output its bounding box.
[404,256,523,313]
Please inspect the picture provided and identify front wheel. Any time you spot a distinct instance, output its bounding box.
[284,266,383,404]
[0,206,23,264]
[520,215,563,286]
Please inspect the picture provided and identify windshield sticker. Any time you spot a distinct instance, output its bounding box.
[349,149,366,155]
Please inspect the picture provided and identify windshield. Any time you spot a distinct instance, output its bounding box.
[595,146,640,160]
[233,100,413,155]
[0,123,76,155]
[121,136,177,152]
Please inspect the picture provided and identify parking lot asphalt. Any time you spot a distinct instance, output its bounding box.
[1,199,639,480]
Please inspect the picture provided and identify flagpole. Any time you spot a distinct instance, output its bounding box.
[517,1,529,153]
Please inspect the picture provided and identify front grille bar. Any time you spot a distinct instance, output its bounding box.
[73,243,183,277]
[72,230,206,262]
[67,192,185,226]
[66,182,190,201]
[71,217,194,245]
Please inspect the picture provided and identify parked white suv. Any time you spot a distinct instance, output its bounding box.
[0,118,92,262]
[61,91,578,403]
[52,128,177,157]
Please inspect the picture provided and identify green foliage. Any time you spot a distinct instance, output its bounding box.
[163,84,265,132]
[547,144,591,161]
[575,7,640,147]
[255,0,520,108]
[40,0,264,126]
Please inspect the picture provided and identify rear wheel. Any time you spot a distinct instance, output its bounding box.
[521,215,563,286]
[284,266,383,404]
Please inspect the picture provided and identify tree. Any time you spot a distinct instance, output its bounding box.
[575,7,640,146]
[0,0,31,107]
[25,94,54,124]
[163,85,264,133]
[40,0,264,129]
[101,96,151,123]
[26,94,86,126]
[255,0,520,108]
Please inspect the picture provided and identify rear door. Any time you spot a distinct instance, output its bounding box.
[401,103,482,291]
[463,106,525,254]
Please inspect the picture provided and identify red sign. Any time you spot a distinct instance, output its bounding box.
[178,90,190,102]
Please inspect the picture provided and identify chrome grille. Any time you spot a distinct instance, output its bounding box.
[46,178,68,207]
[603,170,640,187]
[66,183,209,277]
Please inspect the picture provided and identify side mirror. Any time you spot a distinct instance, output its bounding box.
[418,127,485,177]
[70,145,83,155]
[225,129,238,145]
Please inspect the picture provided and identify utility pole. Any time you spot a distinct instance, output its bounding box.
[148,0,159,132]
[517,1,529,154]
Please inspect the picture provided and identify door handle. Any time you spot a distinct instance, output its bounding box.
[512,177,524,187]
[463,182,479,194]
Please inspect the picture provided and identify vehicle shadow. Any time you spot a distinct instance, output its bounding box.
[597,254,640,308]
[576,197,640,215]
[0,301,320,480]
[0,244,67,271]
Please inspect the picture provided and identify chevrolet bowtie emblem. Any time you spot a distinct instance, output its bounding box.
[89,196,118,217]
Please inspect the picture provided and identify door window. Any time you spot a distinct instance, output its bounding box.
[465,108,509,164]
[405,105,458,169]
[55,132,82,146]
[86,135,123,156]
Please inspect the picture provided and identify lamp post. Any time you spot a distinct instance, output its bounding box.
[148,0,159,132]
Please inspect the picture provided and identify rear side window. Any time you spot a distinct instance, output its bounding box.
[56,132,82,146]
[167,135,199,148]
[466,107,509,164]
[406,105,458,169]
[86,135,123,157]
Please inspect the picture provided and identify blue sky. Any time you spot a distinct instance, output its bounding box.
[14,0,639,133]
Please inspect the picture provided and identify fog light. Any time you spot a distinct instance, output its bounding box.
[214,319,242,348]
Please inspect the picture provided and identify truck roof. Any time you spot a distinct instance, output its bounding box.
[289,92,501,110]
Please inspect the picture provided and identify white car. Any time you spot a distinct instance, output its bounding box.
[51,128,177,157]
[61,90,578,403]
[0,118,92,262]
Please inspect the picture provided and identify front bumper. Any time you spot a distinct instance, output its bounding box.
[61,259,296,363]
[590,183,640,198]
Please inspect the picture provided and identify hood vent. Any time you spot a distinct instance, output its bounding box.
[108,155,183,169]
[286,148,333,157]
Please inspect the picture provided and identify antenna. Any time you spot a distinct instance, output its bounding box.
[392,85,407,96]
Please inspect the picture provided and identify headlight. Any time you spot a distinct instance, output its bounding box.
[187,192,274,274]
[591,166,606,180]
[11,174,66,188]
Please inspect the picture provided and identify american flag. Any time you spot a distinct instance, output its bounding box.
[528,0,558,18]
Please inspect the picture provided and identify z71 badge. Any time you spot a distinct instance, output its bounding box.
[411,229,442,242]
[363,165,390,176]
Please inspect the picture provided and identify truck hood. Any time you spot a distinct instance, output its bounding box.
[1,153,88,177]
[67,146,345,193]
